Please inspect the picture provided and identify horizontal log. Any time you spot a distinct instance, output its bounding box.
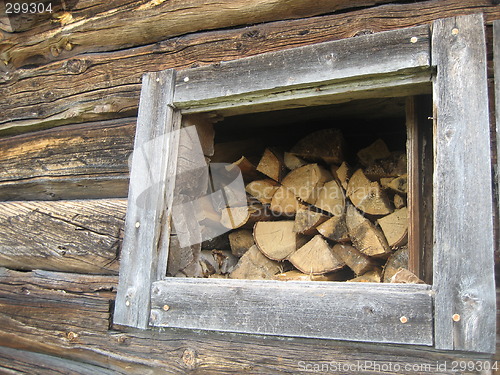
[0,0,394,70]
[0,346,116,375]
[0,199,126,274]
[0,118,134,200]
[1,0,499,134]
[0,268,114,332]
[0,269,496,373]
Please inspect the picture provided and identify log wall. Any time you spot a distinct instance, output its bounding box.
[1,0,499,372]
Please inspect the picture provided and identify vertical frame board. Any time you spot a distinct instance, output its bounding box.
[494,20,500,289]
[406,95,434,283]
[114,69,179,329]
[432,14,496,353]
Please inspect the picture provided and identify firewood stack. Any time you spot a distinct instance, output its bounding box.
[175,128,423,284]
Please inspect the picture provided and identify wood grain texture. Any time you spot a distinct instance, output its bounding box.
[2,0,500,134]
[151,278,433,346]
[0,268,114,332]
[0,0,395,70]
[432,14,496,353]
[0,346,117,375]
[0,199,125,274]
[0,118,135,200]
[0,269,495,374]
[114,69,177,329]
[174,25,431,114]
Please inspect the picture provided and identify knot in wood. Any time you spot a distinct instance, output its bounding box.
[66,331,79,341]
[182,348,197,369]
[64,59,89,74]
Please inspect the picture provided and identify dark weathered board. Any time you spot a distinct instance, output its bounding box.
[114,70,179,329]
[406,95,434,282]
[0,271,494,374]
[0,199,125,274]
[150,278,433,346]
[2,0,500,134]
[0,346,117,375]
[0,0,399,70]
[0,268,113,332]
[432,14,496,353]
[0,118,134,200]
[494,19,500,289]
[174,25,431,114]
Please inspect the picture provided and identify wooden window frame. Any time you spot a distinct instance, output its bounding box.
[114,13,496,354]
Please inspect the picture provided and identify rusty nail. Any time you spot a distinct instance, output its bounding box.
[400,316,408,324]
[452,313,461,322]
[163,304,170,311]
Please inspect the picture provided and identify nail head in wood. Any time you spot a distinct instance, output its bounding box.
[163,304,170,311]
[400,316,408,324]
[452,314,461,322]
[125,300,130,307]
[135,221,140,228]
[66,331,79,341]
[410,37,418,44]
[183,76,189,82]
[452,28,459,35]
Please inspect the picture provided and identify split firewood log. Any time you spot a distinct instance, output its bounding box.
[272,269,353,282]
[346,206,391,257]
[357,139,391,167]
[349,220,391,257]
[390,268,425,284]
[228,229,255,257]
[254,221,307,260]
[199,250,239,276]
[332,243,375,276]
[227,156,261,182]
[245,179,279,205]
[201,233,230,251]
[257,148,287,182]
[377,207,408,248]
[229,245,282,279]
[335,161,351,190]
[393,194,405,209]
[386,174,408,194]
[382,246,408,282]
[288,235,345,275]
[348,267,382,282]
[314,179,345,216]
[293,207,329,235]
[282,163,332,204]
[317,215,349,242]
[364,151,406,180]
[220,203,272,229]
[284,152,307,170]
[346,169,392,216]
[290,128,345,164]
[270,185,301,215]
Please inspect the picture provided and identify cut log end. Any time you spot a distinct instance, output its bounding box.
[288,235,345,275]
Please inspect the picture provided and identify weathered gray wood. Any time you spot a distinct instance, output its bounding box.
[174,25,431,114]
[0,199,125,274]
[494,19,500,298]
[0,272,494,374]
[0,268,113,332]
[114,70,178,329]
[0,118,135,201]
[150,278,433,345]
[0,346,117,375]
[432,14,496,353]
